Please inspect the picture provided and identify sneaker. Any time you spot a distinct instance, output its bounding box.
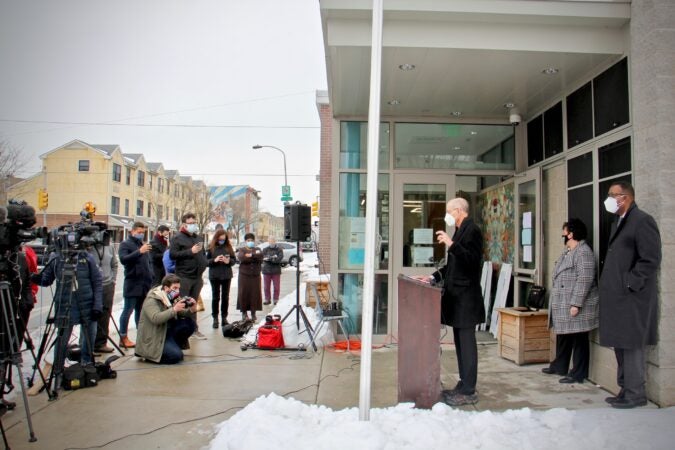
[442,392,478,407]
[192,331,207,340]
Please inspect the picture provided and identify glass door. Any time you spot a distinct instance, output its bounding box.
[514,167,542,306]
[392,174,455,336]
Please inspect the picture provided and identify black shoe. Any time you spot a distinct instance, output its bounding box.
[605,396,621,404]
[559,376,583,384]
[442,392,478,406]
[263,300,271,305]
[542,367,565,375]
[221,318,229,326]
[611,397,647,409]
[212,318,219,329]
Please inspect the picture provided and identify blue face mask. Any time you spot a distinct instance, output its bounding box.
[218,240,225,245]
[133,233,144,240]
[246,241,255,248]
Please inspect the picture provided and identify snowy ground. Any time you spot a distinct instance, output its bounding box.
[209,394,675,450]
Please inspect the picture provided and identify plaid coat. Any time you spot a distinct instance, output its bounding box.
[548,241,599,334]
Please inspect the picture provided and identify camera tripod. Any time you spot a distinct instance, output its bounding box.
[32,253,98,396]
[280,239,317,351]
[0,280,38,444]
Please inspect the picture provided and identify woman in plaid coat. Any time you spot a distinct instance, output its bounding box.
[543,218,599,383]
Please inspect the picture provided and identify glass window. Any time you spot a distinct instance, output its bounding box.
[124,199,129,216]
[599,137,631,179]
[527,116,544,166]
[544,102,563,159]
[568,184,594,250]
[401,184,446,268]
[126,167,131,185]
[594,58,629,137]
[78,160,90,172]
[136,200,144,216]
[566,82,593,148]
[339,122,389,170]
[337,273,388,335]
[137,170,145,187]
[518,179,536,270]
[338,173,389,270]
[111,196,120,214]
[147,202,152,217]
[395,123,514,170]
[567,152,593,187]
[112,163,121,182]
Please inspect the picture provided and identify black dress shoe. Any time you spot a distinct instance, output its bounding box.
[605,396,621,404]
[542,367,565,375]
[611,397,647,409]
[559,376,583,384]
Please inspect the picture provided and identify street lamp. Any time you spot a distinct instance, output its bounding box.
[252,144,292,202]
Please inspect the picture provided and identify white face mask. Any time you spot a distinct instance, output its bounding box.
[444,212,456,228]
[186,223,199,234]
[604,197,619,214]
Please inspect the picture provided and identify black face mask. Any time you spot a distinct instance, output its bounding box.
[562,234,570,246]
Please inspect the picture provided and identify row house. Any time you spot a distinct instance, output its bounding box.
[8,139,211,242]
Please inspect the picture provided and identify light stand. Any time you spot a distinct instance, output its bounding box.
[281,240,317,351]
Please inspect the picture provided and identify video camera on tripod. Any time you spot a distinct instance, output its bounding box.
[44,205,110,257]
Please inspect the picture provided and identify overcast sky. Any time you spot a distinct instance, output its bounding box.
[0,0,326,216]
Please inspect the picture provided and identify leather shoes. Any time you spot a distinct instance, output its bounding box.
[611,397,647,409]
[605,396,621,404]
[119,336,135,348]
[559,376,583,384]
[95,345,114,353]
[542,367,565,375]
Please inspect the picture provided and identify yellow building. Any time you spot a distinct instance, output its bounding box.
[8,139,210,241]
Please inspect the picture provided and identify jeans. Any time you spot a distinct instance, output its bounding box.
[160,318,196,364]
[263,273,281,302]
[119,296,144,337]
[210,278,231,319]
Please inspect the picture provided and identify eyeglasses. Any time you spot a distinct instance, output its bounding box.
[607,193,627,199]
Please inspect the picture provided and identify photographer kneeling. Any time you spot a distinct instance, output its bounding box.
[135,274,197,364]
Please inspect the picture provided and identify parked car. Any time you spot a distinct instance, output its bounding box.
[259,241,303,267]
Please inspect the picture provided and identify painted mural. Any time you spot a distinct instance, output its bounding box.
[476,183,515,267]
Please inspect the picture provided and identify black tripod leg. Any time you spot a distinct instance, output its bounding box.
[298,308,318,352]
[103,316,125,356]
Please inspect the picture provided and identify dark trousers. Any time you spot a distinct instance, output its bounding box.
[95,283,115,348]
[179,276,203,331]
[160,318,196,364]
[210,278,231,320]
[615,347,647,401]
[549,331,590,381]
[453,327,478,395]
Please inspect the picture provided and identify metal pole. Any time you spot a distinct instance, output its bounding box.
[358,0,383,422]
[42,168,47,227]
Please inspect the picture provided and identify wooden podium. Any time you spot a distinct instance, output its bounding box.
[397,274,442,409]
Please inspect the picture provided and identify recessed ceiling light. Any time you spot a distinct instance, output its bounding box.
[451,111,462,116]
[453,146,461,150]
[470,131,478,135]
[399,63,415,71]
[542,67,559,75]
[504,102,515,109]
[388,99,400,105]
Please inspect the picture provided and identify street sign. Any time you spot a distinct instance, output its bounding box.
[281,185,292,202]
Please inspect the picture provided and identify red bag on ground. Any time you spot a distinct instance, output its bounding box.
[257,319,285,349]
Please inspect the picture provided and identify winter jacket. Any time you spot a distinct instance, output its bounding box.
[150,233,168,285]
[548,241,599,334]
[206,244,236,280]
[236,245,264,277]
[163,249,175,274]
[119,235,153,298]
[135,286,192,363]
[261,245,284,275]
[169,231,207,279]
[88,244,119,287]
[599,203,661,348]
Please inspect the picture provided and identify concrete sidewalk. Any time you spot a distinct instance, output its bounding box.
[1,264,644,449]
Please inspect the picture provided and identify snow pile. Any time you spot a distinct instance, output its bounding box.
[209,394,675,450]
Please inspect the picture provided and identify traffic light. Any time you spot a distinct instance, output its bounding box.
[37,188,49,210]
[311,201,319,217]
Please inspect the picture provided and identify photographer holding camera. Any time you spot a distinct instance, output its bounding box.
[134,274,197,364]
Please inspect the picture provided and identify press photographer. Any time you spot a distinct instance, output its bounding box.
[134,274,197,364]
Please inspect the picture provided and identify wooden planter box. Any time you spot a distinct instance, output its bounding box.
[497,307,551,365]
[305,281,329,308]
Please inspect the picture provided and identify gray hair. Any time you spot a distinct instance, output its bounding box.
[448,197,469,213]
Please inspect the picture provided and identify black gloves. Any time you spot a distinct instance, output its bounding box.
[90,309,102,321]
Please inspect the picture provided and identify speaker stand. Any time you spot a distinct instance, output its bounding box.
[280,241,318,351]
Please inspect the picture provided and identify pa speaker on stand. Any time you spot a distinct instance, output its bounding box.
[284,203,311,242]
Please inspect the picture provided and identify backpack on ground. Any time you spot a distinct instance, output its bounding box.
[222,319,253,338]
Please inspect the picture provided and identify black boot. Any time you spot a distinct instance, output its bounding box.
[221,315,228,326]
[212,317,219,329]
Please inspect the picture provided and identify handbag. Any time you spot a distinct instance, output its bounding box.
[527,285,547,311]
[222,319,253,338]
[256,317,285,349]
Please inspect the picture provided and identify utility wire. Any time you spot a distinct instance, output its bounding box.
[0,119,319,129]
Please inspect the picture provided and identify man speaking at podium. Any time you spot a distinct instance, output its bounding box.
[415,197,485,406]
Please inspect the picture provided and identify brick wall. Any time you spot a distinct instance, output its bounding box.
[317,103,333,274]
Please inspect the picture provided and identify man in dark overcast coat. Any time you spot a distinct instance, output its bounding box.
[599,180,661,409]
